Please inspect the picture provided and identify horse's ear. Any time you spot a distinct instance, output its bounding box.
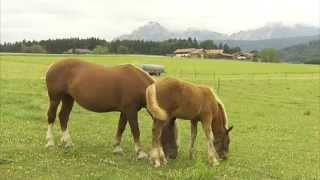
[227,126,233,133]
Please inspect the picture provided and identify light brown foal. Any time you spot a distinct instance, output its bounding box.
[146,77,232,167]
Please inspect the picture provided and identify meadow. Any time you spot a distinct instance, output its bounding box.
[0,53,319,179]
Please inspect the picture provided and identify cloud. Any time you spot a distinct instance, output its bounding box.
[1,0,319,42]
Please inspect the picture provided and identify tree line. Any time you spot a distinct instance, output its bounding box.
[0,37,241,55]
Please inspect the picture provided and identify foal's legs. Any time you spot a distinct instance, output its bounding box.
[59,95,74,148]
[201,114,219,166]
[112,112,127,154]
[126,109,148,159]
[150,119,167,167]
[188,120,198,160]
[45,97,61,147]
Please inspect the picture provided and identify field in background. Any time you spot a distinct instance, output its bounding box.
[1,53,319,179]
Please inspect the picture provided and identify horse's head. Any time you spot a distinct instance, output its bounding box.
[213,126,233,160]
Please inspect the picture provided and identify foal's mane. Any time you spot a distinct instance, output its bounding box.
[210,88,229,129]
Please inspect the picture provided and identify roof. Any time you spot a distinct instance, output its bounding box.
[174,48,196,54]
[190,48,204,54]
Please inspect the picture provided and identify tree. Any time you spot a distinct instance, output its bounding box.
[199,40,217,49]
[258,48,279,62]
[223,44,230,53]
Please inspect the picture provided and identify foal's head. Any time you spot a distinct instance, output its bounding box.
[213,126,233,160]
[161,118,178,159]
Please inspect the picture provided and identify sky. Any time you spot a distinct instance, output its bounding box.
[1,0,319,42]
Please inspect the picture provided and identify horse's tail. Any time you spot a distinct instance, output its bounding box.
[146,84,168,121]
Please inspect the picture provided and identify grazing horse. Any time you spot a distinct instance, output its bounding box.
[44,59,178,159]
[146,77,233,167]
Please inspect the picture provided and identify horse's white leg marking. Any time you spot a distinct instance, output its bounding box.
[113,145,124,155]
[159,146,167,165]
[150,148,161,167]
[60,127,73,148]
[135,143,148,159]
[45,123,55,147]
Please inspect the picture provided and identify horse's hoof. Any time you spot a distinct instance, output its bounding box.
[209,159,219,166]
[153,160,161,168]
[64,142,73,148]
[45,142,55,148]
[113,146,124,155]
[162,158,168,165]
[137,151,148,160]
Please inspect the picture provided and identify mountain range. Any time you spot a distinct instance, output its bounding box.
[117,22,319,50]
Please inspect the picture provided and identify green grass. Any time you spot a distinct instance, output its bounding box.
[1,53,320,179]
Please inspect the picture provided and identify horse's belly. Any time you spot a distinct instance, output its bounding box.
[71,90,119,112]
[75,99,118,112]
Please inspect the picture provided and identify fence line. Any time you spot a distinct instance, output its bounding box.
[170,71,320,81]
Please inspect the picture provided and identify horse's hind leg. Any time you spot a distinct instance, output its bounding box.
[46,97,61,147]
[126,109,148,159]
[112,112,127,154]
[59,95,74,148]
[201,113,219,166]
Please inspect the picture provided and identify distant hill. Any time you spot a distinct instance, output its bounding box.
[118,22,174,41]
[278,40,320,64]
[229,23,319,40]
[215,35,319,51]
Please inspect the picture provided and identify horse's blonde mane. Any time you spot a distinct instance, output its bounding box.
[132,64,156,83]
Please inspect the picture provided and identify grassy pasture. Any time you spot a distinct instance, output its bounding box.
[0,53,319,179]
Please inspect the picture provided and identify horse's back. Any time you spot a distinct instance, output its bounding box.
[155,77,208,119]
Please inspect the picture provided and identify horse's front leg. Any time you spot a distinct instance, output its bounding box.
[150,119,166,167]
[188,120,198,160]
[126,109,148,159]
[201,113,219,166]
[113,112,127,154]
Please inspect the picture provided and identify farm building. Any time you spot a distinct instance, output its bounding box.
[190,49,205,58]
[233,52,255,60]
[65,48,92,54]
[205,49,224,55]
[174,48,224,58]
[174,48,197,57]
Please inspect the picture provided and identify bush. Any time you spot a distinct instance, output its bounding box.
[21,44,47,53]
[258,48,278,62]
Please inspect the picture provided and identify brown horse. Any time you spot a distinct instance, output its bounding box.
[45,59,178,159]
[146,77,233,167]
